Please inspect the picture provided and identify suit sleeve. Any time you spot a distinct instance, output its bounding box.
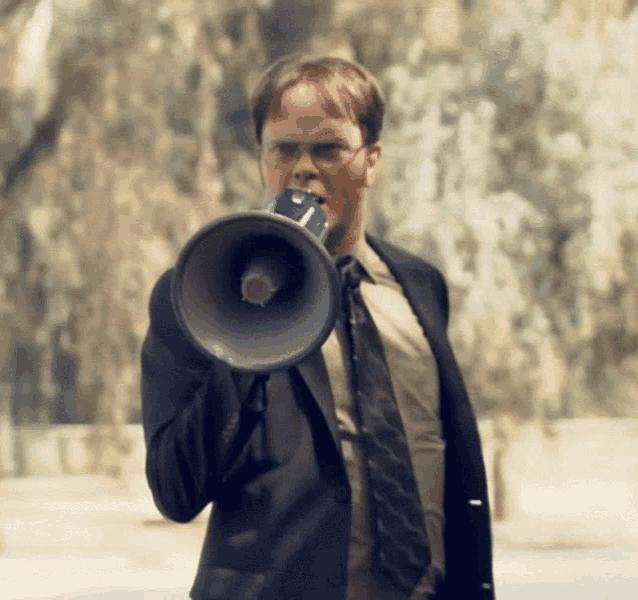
[141,269,267,523]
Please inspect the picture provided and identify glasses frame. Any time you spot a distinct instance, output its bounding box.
[266,140,366,171]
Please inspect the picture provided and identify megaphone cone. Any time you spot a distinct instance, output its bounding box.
[171,191,341,373]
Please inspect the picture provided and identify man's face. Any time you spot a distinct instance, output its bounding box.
[259,81,382,254]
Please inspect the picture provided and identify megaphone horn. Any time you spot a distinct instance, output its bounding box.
[171,189,341,373]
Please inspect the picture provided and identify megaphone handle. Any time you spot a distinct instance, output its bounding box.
[241,256,287,307]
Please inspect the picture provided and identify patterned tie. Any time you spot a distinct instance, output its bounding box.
[337,255,431,598]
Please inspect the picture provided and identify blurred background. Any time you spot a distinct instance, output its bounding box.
[1,0,638,597]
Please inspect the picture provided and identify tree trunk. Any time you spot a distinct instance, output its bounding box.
[492,445,508,522]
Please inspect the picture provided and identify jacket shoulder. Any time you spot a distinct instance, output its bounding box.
[149,268,173,314]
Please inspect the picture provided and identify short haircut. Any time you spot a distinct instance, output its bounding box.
[250,54,385,148]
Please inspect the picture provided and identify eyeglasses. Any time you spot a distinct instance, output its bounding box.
[267,141,365,169]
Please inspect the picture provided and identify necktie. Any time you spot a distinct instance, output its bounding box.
[338,255,431,598]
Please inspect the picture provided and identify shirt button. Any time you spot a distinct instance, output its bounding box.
[334,486,349,503]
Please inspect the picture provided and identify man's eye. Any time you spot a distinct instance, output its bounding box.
[277,143,298,159]
[313,144,340,161]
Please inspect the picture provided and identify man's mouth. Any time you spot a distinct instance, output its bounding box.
[286,185,326,205]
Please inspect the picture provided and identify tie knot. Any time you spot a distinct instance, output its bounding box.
[337,255,366,290]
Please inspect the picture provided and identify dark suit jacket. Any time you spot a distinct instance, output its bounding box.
[142,233,496,600]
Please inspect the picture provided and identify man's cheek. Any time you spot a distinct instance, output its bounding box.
[323,204,339,228]
[336,175,365,200]
[340,184,363,203]
[267,173,286,195]
[343,161,367,188]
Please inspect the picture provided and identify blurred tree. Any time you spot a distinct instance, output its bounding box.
[0,1,637,521]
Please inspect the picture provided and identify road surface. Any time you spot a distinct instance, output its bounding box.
[1,475,637,599]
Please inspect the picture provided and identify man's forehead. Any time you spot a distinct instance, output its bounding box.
[285,82,321,107]
[265,131,350,144]
[260,80,362,146]
[270,81,348,119]
[261,115,361,143]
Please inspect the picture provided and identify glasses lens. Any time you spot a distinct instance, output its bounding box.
[313,144,340,164]
[277,143,299,161]
[271,143,363,169]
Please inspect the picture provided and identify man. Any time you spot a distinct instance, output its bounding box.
[142,54,495,600]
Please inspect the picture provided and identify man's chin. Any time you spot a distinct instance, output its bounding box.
[323,223,348,256]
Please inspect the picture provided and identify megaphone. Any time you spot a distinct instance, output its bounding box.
[171,189,341,373]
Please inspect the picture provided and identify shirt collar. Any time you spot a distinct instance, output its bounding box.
[346,234,379,284]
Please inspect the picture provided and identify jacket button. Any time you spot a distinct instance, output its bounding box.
[334,487,349,503]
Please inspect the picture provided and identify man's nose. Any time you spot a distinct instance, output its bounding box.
[292,148,319,185]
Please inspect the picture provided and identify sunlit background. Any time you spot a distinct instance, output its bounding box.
[1,0,638,598]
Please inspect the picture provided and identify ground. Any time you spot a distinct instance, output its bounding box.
[1,473,637,599]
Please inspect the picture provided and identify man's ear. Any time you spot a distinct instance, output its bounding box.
[364,141,383,188]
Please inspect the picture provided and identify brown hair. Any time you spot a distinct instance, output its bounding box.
[250,54,385,148]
